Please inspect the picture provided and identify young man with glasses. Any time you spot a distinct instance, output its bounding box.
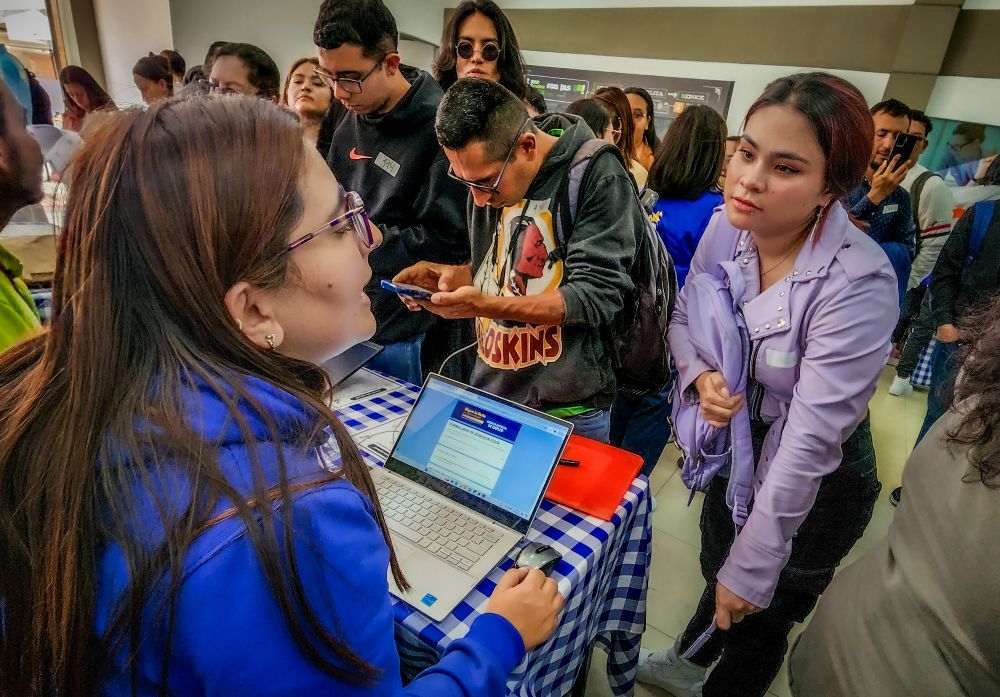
[312,0,471,385]
[394,78,644,443]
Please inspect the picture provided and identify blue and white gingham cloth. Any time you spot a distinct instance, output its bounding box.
[334,373,651,696]
[912,337,936,388]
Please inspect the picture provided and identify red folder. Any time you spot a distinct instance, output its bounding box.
[544,435,643,521]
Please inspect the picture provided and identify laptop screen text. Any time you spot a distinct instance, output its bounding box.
[385,376,570,530]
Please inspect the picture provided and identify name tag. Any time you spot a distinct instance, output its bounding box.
[882,204,899,214]
[765,349,797,369]
[374,152,400,178]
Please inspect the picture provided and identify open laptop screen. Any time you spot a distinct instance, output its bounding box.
[384,374,572,533]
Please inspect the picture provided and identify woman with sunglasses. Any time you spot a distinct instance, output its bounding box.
[0,97,561,697]
[434,0,529,100]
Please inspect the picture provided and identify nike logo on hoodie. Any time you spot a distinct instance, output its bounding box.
[349,148,373,160]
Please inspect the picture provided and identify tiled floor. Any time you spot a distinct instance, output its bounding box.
[585,366,928,697]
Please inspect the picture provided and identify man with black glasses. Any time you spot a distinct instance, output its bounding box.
[313,0,470,384]
[394,79,642,443]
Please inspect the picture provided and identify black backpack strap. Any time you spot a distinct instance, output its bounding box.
[552,139,629,258]
[910,170,937,232]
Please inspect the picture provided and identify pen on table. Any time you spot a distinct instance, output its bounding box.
[558,458,580,467]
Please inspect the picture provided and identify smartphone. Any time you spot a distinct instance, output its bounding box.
[380,279,434,300]
[888,132,920,170]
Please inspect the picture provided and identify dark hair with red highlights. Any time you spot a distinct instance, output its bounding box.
[744,72,873,201]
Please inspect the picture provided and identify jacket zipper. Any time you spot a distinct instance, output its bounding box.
[748,339,764,422]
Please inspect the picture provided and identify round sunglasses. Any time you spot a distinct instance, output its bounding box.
[456,40,500,63]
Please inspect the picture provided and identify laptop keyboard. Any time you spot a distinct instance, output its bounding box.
[374,476,503,572]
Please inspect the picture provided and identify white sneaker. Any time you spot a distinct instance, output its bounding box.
[888,376,913,397]
[636,646,707,697]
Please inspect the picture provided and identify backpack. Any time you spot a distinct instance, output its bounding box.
[552,139,677,396]
[964,199,996,276]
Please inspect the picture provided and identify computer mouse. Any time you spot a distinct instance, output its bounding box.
[515,541,562,576]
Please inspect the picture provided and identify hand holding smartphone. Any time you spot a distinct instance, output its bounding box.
[888,132,920,170]
[380,279,434,300]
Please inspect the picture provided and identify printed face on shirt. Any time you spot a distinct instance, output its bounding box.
[870,110,910,169]
[455,12,501,83]
[725,104,833,239]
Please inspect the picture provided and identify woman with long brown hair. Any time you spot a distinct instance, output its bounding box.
[594,86,646,190]
[0,97,560,697]
[59,65,115,132]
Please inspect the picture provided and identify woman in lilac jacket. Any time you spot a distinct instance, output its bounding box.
[638,73,898,697]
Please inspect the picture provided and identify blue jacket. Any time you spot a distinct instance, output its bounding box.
[649,190,724,289]
[95,374,525,696]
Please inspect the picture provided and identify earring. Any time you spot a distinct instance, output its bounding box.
[236,318,243,331]
[265,334,276,351]
[809,203,828,237]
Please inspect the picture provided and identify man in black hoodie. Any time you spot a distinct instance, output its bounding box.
[313,0,470,384]
[395,79,641,442]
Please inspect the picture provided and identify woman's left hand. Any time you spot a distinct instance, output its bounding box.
[715,581,760,630]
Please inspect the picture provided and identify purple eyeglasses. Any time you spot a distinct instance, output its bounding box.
[286,189,377,253]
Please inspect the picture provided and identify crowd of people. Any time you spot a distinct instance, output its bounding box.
[0,0,998,696]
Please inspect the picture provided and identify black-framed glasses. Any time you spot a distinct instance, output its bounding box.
[313,53,394,95]
[456,40,500,62]
[286,190,376,253]
[447,117,531,195]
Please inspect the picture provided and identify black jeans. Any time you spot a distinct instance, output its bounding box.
[677,417,881,697]
[896,292,935,380]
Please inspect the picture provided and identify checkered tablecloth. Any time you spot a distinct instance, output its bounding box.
[912,337,936,388]
[334,373,651,696]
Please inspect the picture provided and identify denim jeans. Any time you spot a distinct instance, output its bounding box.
[610,387,673,476]
[564,408,612,444]
[677,417,881,697]
[366,332,426,385]
[916,339,960,445]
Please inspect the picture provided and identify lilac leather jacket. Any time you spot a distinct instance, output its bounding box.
[668,202,898,608]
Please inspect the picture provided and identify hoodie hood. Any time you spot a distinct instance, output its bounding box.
[360,66,443,133]
[527,113,597,197]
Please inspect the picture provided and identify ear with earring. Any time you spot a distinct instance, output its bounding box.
[810,201,830,237]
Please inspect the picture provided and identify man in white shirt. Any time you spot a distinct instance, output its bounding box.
[901,111,954,290]
[889,111,955,400]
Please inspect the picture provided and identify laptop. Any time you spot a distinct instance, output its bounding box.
[320,341,383,386]
[371,373,573,621]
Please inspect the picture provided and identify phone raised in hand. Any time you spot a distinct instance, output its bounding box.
[380,279,434,300]
[887,132,920,170]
